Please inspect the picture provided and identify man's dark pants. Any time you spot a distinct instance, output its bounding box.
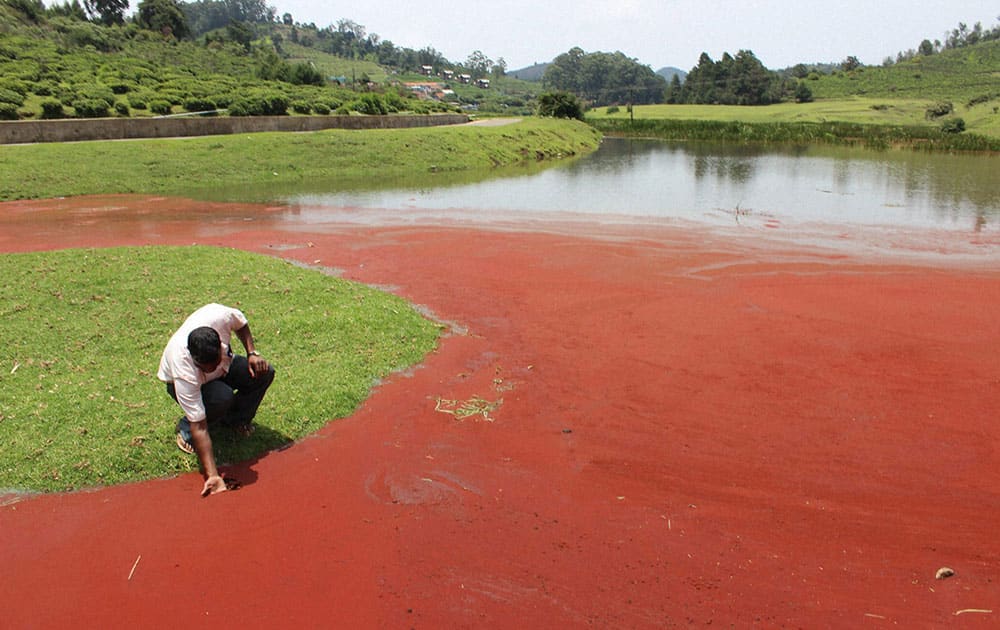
[168,355,275,440]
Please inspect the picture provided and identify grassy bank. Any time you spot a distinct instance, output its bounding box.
[589,111,1000,152]
[0,246,441,493]
[587,98,1000,149]
[0,117,601,201]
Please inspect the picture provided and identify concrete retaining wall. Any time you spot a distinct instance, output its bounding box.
[0,114,470,145]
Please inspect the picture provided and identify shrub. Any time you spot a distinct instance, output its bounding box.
[114,102,130,116]
[794,82,814,103]
[31,81,56,97]
[537,91,584,120]
[0,78,29,97]
[0,87,25,106]
[227,91,289,116]
[288,62,324,86]
[183,97,217,113]
[72,98,110,118]
[107,81,134,95]
[606,105,620,114]
[149,100,173,115]
[128,94,148,110]
[925,101,953,119]
[312,102,330,115]
[291,101,311,114]
[40,99,66,119]
[0,102,19,120]
[350,93,388,115]
[967,93,997,108]
[75,85,116,108]
[941,118,966,134]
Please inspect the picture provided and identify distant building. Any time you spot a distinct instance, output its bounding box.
[441,70,454,80]
[475,78,490,89]
[420,65,434,76]
[457,73,472,84]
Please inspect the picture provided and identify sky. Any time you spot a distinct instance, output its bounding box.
[267,0,997,71]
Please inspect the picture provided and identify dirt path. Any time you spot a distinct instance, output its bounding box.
[1,196,998,627]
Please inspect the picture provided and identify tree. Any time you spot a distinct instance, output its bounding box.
[840,55,862,72]
[537,91,583,120]
[137,0,190,39]
[83,0,128,25]
[226,20,253,51]
[680,50,781,105]
[918,39,935,56]
[465,50,493,78]
[794,81,813,103]
[281,12,291,25]
[543,47,665,106]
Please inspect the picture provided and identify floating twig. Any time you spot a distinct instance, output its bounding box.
[954,609,992,616]
[127,554,141,581]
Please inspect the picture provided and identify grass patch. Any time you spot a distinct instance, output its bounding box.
[588,116,1000,152]
[0,245,441,493]
[587,98,1000,141]
[0,118,602,201]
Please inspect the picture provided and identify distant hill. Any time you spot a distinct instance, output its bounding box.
[509,62,549,82]
[656,67,687,82]
[810,39,1000,101]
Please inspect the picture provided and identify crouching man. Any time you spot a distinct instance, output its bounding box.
[157,303,275,496]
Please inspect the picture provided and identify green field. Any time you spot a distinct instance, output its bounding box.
[0,117,602,201]
[588,98,1000,139]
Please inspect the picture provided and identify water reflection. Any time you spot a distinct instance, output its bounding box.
[197,138,999,232]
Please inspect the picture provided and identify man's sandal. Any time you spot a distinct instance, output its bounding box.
[176,431,195,454]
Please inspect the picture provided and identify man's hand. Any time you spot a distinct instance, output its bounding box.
[248,353,269,378]
[201,475,228,497]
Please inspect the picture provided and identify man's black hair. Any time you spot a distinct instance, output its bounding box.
[187,326,221,364]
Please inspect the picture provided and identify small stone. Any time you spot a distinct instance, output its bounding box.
[935,567,955,580]
[562,428,573,434]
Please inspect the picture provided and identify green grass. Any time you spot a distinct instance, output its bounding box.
[0,118,602,201]
[0,246,442,493]
[588,98,1000,139]
[808,40,1000,102]
[588,116,1000,151]
[281,40,388,84]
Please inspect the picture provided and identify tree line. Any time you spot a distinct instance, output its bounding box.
[543,47,805,107]
[542,47,667,107]
[884,17,1000,65]
[5,0,508,80]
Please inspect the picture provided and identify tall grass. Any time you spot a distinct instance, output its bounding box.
[588,118,1000,152]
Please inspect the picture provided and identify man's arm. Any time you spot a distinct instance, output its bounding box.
[235,323,269,378]
[190,420,226,496]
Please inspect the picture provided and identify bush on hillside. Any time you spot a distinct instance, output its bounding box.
[350,93,388,115]
[40,99,66,119]
[227,91,289,116]
[183,97,217,113]
[940,117,966,133]
[0,87,25,106]
[0,102,19,120]
[148,99,172,115]
[925,101,954,119]
[72,98,110,117]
